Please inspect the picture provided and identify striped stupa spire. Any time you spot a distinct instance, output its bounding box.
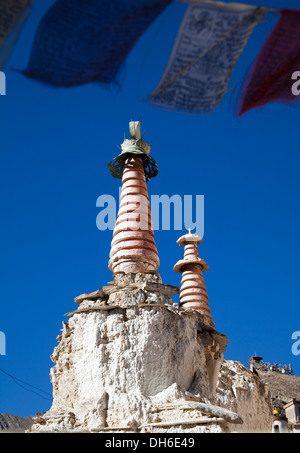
[107,121,160,274]
[174,229,215,328]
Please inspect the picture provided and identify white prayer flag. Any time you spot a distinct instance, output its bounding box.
[149,1,264,114]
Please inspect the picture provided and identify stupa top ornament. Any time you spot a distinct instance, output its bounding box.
[174,229,208,273]
[176,228,203,246]
[107,121,158,181]
[121,121,151,155]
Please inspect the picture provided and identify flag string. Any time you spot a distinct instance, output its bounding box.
[176,0,279,13]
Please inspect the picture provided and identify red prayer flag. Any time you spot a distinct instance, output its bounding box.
[238,9,300,116]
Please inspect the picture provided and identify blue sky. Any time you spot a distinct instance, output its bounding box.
[0,0,300,417]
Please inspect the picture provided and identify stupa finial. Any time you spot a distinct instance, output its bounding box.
[107,121,157,181]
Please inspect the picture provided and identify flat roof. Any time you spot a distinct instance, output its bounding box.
[283,399,300,409]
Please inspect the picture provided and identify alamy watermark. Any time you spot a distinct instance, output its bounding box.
[291,71,300,96]
[0,71,6,96]
[292,331,300,356]
[0,331,6,355]
[96,190,204,236]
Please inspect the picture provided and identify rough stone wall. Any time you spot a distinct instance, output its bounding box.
[30,273,231,432]
[44,307,225,431]
[215,360,273,432]
[29,273,273,433]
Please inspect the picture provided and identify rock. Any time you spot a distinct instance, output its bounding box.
[74,289,107,304]
[256,370,300,416]
[155,401,243,424]
[215,360,273,432]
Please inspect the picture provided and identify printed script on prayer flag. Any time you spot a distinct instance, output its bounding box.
[149,2,265,115]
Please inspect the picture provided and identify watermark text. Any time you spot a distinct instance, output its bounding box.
[0,71,6,95]
[292,331,300,356]
[96,191,204,236]
[291,71,300,96]
[0,331,6,355]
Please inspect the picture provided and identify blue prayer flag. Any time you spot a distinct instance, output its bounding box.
[22,0,172,88]
[0,0,34,70]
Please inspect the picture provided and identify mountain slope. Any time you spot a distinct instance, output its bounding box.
[257,370,300,414]
[0,413,34,432]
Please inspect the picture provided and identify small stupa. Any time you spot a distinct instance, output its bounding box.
[174,229,215,328]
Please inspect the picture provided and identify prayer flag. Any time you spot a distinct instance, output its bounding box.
[0,0,34,70]
[149,1,264,114]
[22,0,172,88]
[238,9,300,116]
